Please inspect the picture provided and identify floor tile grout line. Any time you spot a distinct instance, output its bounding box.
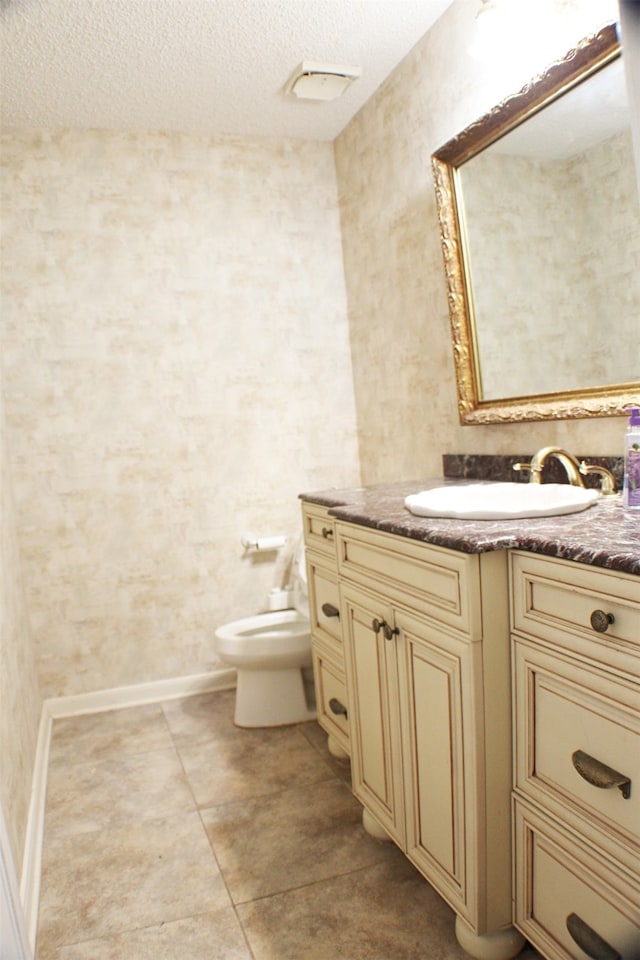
[40,741,196,850]
[197,804,259,960]
[161,694,347,812]
[158,693,361,960]
[36,905,247,959]
[161,697,214,813]
[190,770,345,821]
[38,701,221,956]
[231,854,395,908]
[39,805,210,847]
[46,740,188,778]
[158,691,336,822]
[160,695,258,957]
[39,692,379,960]
[37,808,247,956]
[48,704,182,774]
[185,721,363,960]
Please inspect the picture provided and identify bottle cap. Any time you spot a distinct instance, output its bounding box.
[628,407,640,426]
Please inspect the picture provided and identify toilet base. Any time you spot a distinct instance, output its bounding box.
[234,666,316,727]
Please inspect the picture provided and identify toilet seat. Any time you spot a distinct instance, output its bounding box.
[214,610,312,669]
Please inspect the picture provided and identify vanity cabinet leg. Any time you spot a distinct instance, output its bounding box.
[361,807,392,842]
[455,916,525,960]
[326,734,349,761]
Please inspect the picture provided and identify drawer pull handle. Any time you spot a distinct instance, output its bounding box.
[566,913,620,960]
[321,603,340,620]
[329,698,347,718]
[572,750,631,799]
[590,609,615,633]
[321,526,334,540]
[372,618,385,635]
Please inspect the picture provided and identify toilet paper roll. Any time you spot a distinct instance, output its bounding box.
[242,533,288,551]
[254,536,288,551]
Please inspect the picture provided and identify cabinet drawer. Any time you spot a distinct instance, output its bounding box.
[336,523,480,637]
[514,798,640,960]
[513,638,639,872]
[301,503,337,561]
[307,554,342,657]
[511,552,640,667]
[312,645,350,755]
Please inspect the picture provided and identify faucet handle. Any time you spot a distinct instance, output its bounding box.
[513,461,539,482]
[579,461,617,495]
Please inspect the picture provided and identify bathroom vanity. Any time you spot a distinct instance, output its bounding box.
[510,551,639,960]
[300,479,640,960]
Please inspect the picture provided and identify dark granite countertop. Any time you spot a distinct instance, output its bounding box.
[299,478,640,576]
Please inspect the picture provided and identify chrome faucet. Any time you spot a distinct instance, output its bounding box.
[513,446,585,487]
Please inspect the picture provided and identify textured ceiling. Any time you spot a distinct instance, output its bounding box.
[0,0,454,141]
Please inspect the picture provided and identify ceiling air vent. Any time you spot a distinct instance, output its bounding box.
[286,62,361,101]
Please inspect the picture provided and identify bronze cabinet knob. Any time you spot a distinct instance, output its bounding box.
[590,609,615,633]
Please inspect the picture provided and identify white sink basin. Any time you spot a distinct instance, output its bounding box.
[404,483,600,520]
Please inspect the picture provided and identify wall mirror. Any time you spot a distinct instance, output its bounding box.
[432,23,640,424]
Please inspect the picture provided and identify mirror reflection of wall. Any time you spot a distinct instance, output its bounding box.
[454,51,640,403]
[460,133,640,395]
[620,0,640,198]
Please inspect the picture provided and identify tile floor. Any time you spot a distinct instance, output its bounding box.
[36,689,529,959]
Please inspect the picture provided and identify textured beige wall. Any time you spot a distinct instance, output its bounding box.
[0,376,42,876]
[0,130,360,698]
[335,0,631,483]
[0,0,630,724]
[1,0,630,889]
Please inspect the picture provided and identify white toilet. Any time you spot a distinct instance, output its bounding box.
[214,541,316,728]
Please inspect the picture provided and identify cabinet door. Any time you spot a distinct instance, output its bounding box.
[341,584,405,845]
[397,608,475,920]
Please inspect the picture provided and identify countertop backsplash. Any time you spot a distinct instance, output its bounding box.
[442,453,625,489]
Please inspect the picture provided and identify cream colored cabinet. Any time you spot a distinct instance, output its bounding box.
[337,521,522,960]
[342,580,479,912]
[340,583,404,842]
[301,503,350,759]
[510,552,640,960]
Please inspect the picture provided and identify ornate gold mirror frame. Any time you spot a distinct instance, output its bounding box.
[432,24,640,424]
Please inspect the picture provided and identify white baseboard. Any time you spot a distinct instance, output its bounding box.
[45,667,237,719]
[19,706,51,954]
[19,667,236,950]
[2,803,33,959]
